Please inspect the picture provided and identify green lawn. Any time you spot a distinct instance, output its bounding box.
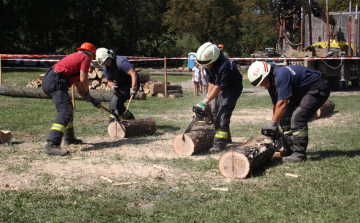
[0,68,360,222]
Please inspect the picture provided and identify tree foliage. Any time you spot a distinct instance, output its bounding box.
[0,0,356,57]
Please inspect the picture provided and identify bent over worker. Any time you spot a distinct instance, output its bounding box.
[96,48,139,123]
[247,61,330,162]
[42,42,101,156]
[194,42,243,154]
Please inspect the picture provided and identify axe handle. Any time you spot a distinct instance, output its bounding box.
[126,94,134,110]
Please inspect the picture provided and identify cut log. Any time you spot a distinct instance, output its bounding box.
[0,130,12,144]
[313,100,335,119]
[146,92,154,97]
[143,88,150,94]
[149,83,165,94]
[134,91,146,100]
[88,71,97,79]
[167,85,182,91]
[91,80,100,89]
[168,93,183,98]
[97,71,105,79]
[173,125,215,156]
[107,119,156,138]
[101,78,108,83]
[138,73,150,83]
[218,135,275,179]
[39,74,45,79]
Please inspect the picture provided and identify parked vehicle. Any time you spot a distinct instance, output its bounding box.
[6,57,41,67]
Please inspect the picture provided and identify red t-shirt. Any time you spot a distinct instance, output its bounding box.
[54,52,91,85]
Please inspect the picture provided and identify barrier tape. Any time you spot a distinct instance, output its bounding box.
[2,54,360,61]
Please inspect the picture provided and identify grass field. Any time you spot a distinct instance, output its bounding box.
[1,68,360,222]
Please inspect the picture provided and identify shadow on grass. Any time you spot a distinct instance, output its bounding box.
[80,138,158,152]
[309,149,360,161]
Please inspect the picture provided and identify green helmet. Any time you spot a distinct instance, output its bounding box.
[96,48,114,65]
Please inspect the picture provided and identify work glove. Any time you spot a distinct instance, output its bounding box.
[193,98,210,111]
[266,120,278,131]
[90,98,101,109]
[130,87,138,96]
[110,86,118,94]
[83,92,92,102]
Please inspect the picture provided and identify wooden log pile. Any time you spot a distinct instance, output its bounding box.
[141,80,183,98]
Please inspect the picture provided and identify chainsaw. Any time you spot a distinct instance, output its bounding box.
[182,104,214,140]
[261,127,287,151]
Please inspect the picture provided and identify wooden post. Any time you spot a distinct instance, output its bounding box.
[0,57,2,86]
[349,2,352,56]
[164,57,167,98]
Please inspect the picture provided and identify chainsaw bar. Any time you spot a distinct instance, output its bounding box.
[182,116,196,140]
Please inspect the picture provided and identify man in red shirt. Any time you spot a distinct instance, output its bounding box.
[42,42,101,156]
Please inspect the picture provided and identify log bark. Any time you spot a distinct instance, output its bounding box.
[0,86,147,101]
[138,73,150,83]
[168,93,183,98]
[167,85,182,90]
[312,100,335,119]
[218,135,275,179]
[149,83,165,94]
[0,130,12,144]
[107,119,156,138]
[173,125,215,156]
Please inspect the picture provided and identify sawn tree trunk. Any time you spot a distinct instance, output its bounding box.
[107,119,156,138]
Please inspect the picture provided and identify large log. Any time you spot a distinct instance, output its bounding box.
[173,125,215,156]
[218,135,275,179]
[149,71,193,76]
[149,83,165,94]
[312,100,335,119]
[167,85,182,90]
[0,86,146,101]
[107,119,156,138]
[0,130,12,144]
[138,73,150,83]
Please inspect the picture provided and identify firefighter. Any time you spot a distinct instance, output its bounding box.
[96,48,139,123]
[194,42,243,154]
[42,42,101,156]
[247,61,330,162]
[217,44,229,58]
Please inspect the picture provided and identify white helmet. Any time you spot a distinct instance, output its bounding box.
[247,61,272,86]
[196,42,220,66]
[96,47,114,65]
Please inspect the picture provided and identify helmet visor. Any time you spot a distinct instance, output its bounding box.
[98,57,109,66]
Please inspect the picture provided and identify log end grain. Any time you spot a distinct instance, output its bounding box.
[0,130,12,144]
[107,122,125,138]
[218,150,250,179]
[173,133,195,156]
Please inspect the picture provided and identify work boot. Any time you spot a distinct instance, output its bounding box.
[279,147,293,157]
[209,144,226,154]
[63,138,83,146]
[282,151,306,162]
[44,141,69,156]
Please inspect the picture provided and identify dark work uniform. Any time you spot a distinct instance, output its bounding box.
[42,52,91,145]
[268,65,330,156]
[103,56,139,121]
[206,53,243,147]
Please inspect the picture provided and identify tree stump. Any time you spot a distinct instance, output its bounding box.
[107,119,156,138]
[218,135,275,179]
[0,131,12,144]
[173,125,215,156]
[312,100,335,119]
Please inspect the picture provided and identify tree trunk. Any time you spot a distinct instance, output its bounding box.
[312,100,335,119]
[218,135,275,179]
[173,125,215,156]
[0,130,12,144]
[107,119,156,138]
